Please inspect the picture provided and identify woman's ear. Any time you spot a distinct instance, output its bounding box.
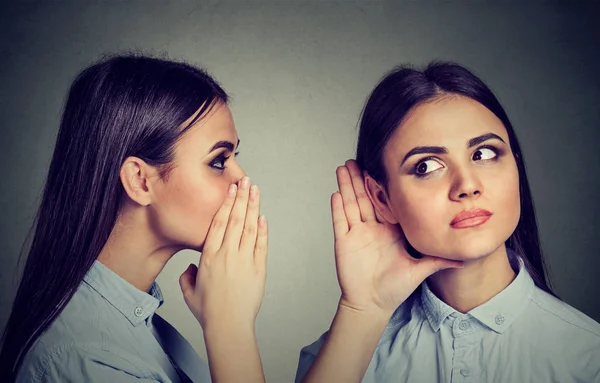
[364,173,398,224]
[119,156,155,207]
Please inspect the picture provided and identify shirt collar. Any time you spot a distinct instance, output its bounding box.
[83,260,164,327]
[420,249,534,334]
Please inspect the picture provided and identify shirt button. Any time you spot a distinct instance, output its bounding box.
[134,307,144,317]
[459,320,470,330]
[460,367,472,377]
[495,314,505,325]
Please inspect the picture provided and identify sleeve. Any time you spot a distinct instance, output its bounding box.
[20,344,168,383]
[294,331,329,383]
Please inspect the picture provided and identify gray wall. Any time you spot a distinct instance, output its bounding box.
[1,1,598,382]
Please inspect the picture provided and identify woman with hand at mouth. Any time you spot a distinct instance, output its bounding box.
[0,55,268,383]
[297,62,600,383]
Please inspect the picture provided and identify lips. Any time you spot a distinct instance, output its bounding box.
[450,208,493,229]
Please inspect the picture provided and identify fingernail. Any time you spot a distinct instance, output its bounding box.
[250,184,258,199]
[259,215,266,227]
[241,176,250,189]
[228,184,237,197]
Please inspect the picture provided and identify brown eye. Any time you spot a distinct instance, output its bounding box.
[473,147,497,161]
[414,159,443,176]
[210,154,230,170]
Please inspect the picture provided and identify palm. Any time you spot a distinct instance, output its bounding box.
[332,160,462,315]
[335,215,418,312]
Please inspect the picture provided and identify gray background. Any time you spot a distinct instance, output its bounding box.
[1,1,599,382]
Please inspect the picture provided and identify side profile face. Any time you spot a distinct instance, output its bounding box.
[373,95,521,261]
[147,102,245,251]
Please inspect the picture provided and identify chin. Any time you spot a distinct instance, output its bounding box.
[188,238,206,253]
[193,243,204,253]
[415,236,505,262]
[167,236,205,253]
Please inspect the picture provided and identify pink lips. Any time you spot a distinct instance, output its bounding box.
[450,208,493,229]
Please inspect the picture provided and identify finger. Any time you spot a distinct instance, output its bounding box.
[239,184,260,254]
[345,160,376,222]
[336,166,362,227]
[203,184,237,254]
[254,215,268,273]
[413,256,464,282]
[223,176,251,249]
[331,192,349,238]
[179,263,198,300]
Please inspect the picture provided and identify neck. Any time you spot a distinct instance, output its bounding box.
[426,245,516,313]
[97,200,182,292]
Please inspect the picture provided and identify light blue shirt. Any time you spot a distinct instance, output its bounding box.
[17,261,211,382]
[296,252,600,382]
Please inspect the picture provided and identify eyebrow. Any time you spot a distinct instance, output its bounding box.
[207,139,240,155]
[400,133,505,166]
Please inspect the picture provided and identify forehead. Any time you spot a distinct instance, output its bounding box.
[178,103,238,154]
[388,96,509,152]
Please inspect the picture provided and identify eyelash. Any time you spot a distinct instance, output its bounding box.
[210,152,239,171]
[411,156,438,178]
[411,145,501,178]
[475,145,501,161]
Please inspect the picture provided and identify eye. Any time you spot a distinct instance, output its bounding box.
[210,154,230,170]
[209,152,239,171]
[413,158,444,177]
[473,146,497,161]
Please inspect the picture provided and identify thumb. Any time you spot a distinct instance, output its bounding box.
[413,256,464,282]
[179,263,198,298]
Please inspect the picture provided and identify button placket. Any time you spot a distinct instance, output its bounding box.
[451,316,481,382]
[460,367,472,377]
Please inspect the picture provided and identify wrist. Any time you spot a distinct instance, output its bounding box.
[337,299,395,325]
[202,319,256,342]
[329,300,393,343]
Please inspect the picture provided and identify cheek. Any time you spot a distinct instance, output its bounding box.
[187,182,227,230]
[390,182,446,244]
[491,165,521,231]
[154,172,230,248]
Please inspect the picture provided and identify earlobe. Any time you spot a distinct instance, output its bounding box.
[364,174,398,224]
[119,157,153,207]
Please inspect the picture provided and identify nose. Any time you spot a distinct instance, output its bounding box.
[449,167,483,201]
[230,161,246,186]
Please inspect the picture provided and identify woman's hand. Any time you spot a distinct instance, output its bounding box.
[301,160,463,383]
[179,176,267,383]
[179,176,268,331]
[332,160,462,318]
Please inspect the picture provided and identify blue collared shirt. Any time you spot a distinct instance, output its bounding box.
[296,253,600,382]
[17,260,211,382]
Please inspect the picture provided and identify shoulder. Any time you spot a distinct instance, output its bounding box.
[17,283,150,382]
[17,342,153,383]
[518,286,600,379]
[504,254,600,361]
[27,280,125,352]
[528,287,600,339]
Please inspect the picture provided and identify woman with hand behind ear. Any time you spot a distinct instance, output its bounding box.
[297,62,600,383]
[0,54,267,383]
